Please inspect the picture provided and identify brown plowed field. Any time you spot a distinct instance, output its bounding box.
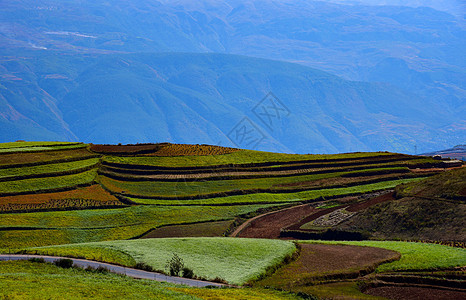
[346,191,395,212]
[234,203,317,238]
[140,220,234,238]
[0,148,97,167]
[255,244,399,287]
[91,143,239,156]
[364,286,466,300]
[233,193,392,238]
[100,166,416,181]
[285,192,395,231]
[0,185,123,212]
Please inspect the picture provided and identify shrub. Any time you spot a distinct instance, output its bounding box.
[182,267,194,279]
[54,258,74,269]
[28,257,45,263]
[134,262,154,272]
[165,253,184,276]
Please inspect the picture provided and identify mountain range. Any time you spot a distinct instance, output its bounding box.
[0,0,464,153]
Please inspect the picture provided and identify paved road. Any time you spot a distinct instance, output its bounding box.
[0,254,226,288]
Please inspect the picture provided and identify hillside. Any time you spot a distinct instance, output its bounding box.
[422,144,466,161]
[0,141,452,248]
[334,167,466,241]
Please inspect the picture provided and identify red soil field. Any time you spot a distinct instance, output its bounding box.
[346,191,395,212]
[255,243,399,287]
[0,148,97,167]
[0,185,123,212]
[140,220,235,238]
[91,143,239,156]
[233,203,317,239]
[364,286,466,300]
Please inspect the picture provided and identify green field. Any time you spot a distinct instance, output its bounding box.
[0,143,86,153]
[0,141,82,149]
[0,204,282,248]
[26,237,297,285]
[0,261,300,300]
[104,150,397,167]
[0,169,98,195]
[300,240,466,272]
[100,167,410,197]
[128,178,424,205]
[0,158,99,179]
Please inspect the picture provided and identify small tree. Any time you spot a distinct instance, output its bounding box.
[165,253,184,276]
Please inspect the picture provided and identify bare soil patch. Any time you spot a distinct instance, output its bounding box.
[255,244,399,287]
[140,220,234,238]
[234,204,317,239]
[346,191,395,212]
[364,285,466,300]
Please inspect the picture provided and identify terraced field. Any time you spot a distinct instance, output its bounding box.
[0,142,464,299]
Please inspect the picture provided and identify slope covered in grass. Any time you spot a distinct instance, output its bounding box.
[0,261,300,300]
[28,238,297,285]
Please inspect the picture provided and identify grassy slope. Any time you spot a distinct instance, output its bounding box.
[0,204,281,248]
[396,166,466,199]
[0,261,300,300]
[28,238,297,285]
[300,240,466,272]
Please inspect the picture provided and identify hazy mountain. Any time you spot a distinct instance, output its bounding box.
[1,51,461,154]
[0,0,464,153]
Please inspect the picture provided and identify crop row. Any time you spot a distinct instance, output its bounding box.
[126,178,424,205]
[0,169,98,196]
[0,141,83,149]
[98,169,422,199]
[91,143,239,156]
[0,143,86,154]
[0,148,99,168]
[103,150,399,168]
[0,185,122,213]
[0,198,124,213]
[0,158,100,181]
[0,204,281,248]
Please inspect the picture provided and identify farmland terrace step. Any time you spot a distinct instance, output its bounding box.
[0,163,99,183]
[98,165,434,182]
[103,154,418,171]
[111,173,430,201]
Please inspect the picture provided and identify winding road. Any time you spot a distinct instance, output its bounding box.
[0,254,226,288]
